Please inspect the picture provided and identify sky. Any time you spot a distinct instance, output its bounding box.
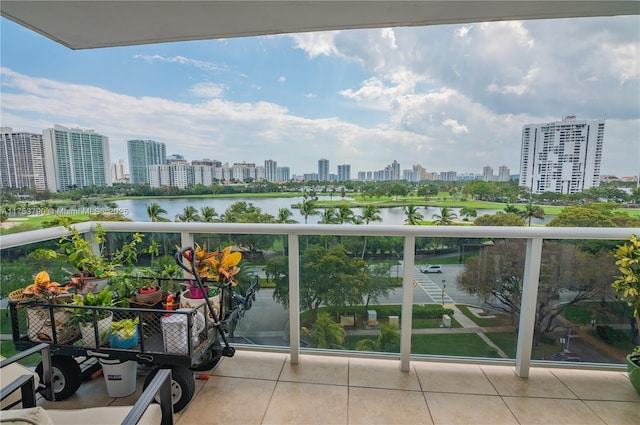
[1,14,639,178]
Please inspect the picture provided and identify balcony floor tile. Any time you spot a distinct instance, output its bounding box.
[583,400,640,424]
[414,361,498,395]
[425,393,519,425]
[481,365,577,398]
[349,357,421,391]
[503,396,606,425]
[348,386,432,425]
[550,368,640,401]
[279,354,348,386]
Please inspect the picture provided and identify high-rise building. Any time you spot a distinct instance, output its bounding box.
[498,165,510,182]
[265,159,277,182]
[166,154,185,164]
[318,158,329,181]
[440,171,457,181]
[111,159,127,183]
[43,125,110,191]
[0,127,50,191]
[483,166,493,182]
[127,139,166,185]
[519,116,605,194]
[337,164,351,182]
[391,160,400,180]
[276,166,290,181]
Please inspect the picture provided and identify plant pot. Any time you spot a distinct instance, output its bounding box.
[109,326,139,349]
[180,289,220,319]
[26,295,79,344]
[80,312,113,348]
[188,286,209,299]
[134,286,162,304]
[626,354,640,394]
[75,277,110,295]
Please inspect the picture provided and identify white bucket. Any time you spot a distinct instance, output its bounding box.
[99,359,137,397]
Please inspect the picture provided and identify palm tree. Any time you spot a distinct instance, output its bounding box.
[319,208,338,224]
[432,206,458,225]
[175,205,201,222]
[301,311,345,349]
[519,202,545,226]
[503,203,521,214]
[361,205,382,258]
[299,198,319,224]
[200,206,218,222]
[355,324,400,353]
[459,206,477,221]
[276,208,298,224]
[146,203,169,222]
[404,205,423,225]
[336,205,355,224]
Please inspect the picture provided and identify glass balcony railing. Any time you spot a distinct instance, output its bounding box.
[0,222,635,376]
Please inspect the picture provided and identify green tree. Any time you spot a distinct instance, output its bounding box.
[519,202,545,226]
[457,240,615,343]
[336,205,355,224]
[474,212,525,226]
[146,203,169,222]
[175,205,202,222]
[459,207,477,221]
[355,324,400,353]
[301,311,346,349]
[404,205,423,225]
[200,206,218,222]
[362,262,392,309]
[548,204,616,227]
[503,203,521,214]
[432,206,458,225]
[319,208,338,224]
[360,205,382,259]
[276,208,298,224]
[267,245,370,321]
[299,198,319,224]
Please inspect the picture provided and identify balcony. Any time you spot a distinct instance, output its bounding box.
[1,222,639,423]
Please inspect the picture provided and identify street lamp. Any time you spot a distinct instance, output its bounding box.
[441,280,446,306]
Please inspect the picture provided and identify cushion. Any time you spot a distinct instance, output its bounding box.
[0,406,54,425]
[46,405,162,425]
[0,356,40,410]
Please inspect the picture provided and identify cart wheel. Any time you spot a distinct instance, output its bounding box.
[143,366,195,413]
[35,356,82,401]
[190,344,222,372]
[222,346,235,357]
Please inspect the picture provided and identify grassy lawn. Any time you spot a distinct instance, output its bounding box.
[0,340,42,366]
[485,331,562,360]
[457,305,513,328]
[1,309,12,334]
[410,333,491,356]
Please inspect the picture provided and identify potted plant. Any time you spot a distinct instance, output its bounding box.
[612,234,640,394]
[33,224,144,294]
[179,244,241,317]
[70,288,116,347]
[109,317,139,349]
[22,271,79,344]
[134,282,163,305]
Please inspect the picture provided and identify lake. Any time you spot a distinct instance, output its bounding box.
[115,197,554,225]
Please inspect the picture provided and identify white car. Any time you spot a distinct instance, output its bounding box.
[421,265,443,273]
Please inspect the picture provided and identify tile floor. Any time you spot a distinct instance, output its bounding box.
[38,350,639,425]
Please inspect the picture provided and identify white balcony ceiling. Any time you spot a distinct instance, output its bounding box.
[1,1,639,50]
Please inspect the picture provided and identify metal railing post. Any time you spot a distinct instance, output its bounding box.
[400,236,415,372]
[288,234,300,364]
[180,232,194,279]
[515,237,543,377]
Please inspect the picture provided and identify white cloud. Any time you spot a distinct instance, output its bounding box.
[442,119,469,134]
[305,93,316,99]
[278,76,286,83]
[189,82,224,98]
[133,54,228,72]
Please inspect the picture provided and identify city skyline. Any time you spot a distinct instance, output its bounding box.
[1,15,638,177]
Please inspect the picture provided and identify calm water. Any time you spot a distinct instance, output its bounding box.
[115,197,553,225]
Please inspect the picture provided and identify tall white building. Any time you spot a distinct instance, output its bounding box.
[498,165,510,182]
[276,166,290,182]
[127,139,166,185]
[318,158,329,182]
[264,159,277,182]
[0,127,50,191]
[482,166,493,182]
[43,125,111,191]
[519,116,605,194]
[111,159,128,183]
[337,164,351,182]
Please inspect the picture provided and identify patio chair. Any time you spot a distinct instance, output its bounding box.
[0,343,173,425]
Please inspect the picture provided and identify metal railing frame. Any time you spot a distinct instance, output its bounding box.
[1,222,636,376]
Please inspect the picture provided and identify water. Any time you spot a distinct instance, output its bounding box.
[115,197,553,225]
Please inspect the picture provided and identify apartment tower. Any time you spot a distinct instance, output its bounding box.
[43,125,111,191]
[0,127,51,191]
[127,139,166,185]
[318,158,329,182]
[519,116,605,194]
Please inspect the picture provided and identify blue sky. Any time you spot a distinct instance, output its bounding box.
[1,14,639,177]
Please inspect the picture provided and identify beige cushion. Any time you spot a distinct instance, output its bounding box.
[0,406,54,425]
[46,405,162,425]
[0,356,40,409]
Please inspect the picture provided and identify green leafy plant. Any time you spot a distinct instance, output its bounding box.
[612,234,640,366]
[70,288,116,325]
[110,317,139,339]
[33,224,143,279]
